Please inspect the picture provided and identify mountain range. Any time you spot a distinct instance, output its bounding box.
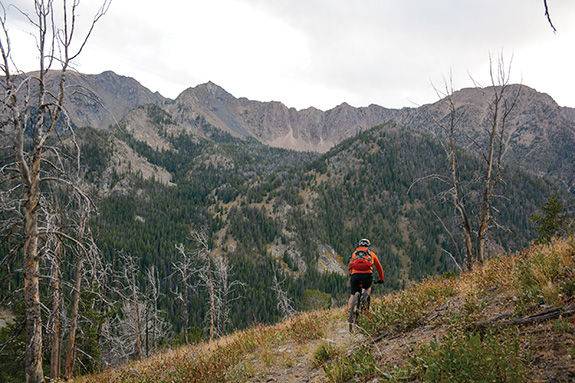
[65,71,575,194]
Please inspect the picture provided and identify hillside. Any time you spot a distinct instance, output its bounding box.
[72,236,575,383]
[394,85,575,192]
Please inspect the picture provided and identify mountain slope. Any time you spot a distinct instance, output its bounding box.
[72,236,575,383]
[83,117,572,318]
[33,70,170,130]
[394,85,575,192]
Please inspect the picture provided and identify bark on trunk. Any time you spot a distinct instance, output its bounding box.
[23,160,44,383]
[24,237,44,383]
[50,244,62,380]
[132,273,143,360]
[183,284,189,345]
[63,256,84,380]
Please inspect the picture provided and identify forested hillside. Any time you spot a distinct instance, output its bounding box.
[80,112,571,337]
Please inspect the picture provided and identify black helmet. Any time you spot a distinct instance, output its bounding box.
[358,238,371,247]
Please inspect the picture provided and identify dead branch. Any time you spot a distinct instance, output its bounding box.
[543,0,557,32]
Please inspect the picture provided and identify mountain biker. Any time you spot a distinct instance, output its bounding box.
[347,238,384,322]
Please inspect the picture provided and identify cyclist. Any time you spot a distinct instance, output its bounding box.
[347,238,384,323]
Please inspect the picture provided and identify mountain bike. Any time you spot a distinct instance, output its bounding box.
[348,281,379,331]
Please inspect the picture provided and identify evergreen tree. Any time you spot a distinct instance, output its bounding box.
[530,195,572,244]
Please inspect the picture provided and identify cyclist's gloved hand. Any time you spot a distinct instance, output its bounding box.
[375,280,384,284]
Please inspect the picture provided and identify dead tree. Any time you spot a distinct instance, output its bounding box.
[173,243,198,345]
[475,58,521,264]
[38,185,101,381]
[447,55,521,269]
[424,54,521,269]
[43,203,64,380]
[99,261,170,366]
[207,254,244,339]
[145,265,161,356]
[118,250,143,360]
[0,1,109,381]
[63,198,98,381]
[177,228,244,342]
[272,272,297,318]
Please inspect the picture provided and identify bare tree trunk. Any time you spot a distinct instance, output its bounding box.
[145,266,160,353]
[22,149,45,383]
[425,56,520,270]
[63,202,95,381]
[175,229,244,342]
[476,56,521,264]
[50,244,63,380]
[131,266,143,360]
[208,266,215,342]
[173,243,199,345]
[23,198,43,383]
[63,255,83,380]
[272,272,297,318]
[183,277,189,345]
[440,78,476,270]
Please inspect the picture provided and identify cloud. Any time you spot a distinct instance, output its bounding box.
[5,0,575,109]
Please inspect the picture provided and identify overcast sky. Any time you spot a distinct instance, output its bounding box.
[6,0,575,110]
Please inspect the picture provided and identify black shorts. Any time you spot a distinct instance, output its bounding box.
[350,273,373,295]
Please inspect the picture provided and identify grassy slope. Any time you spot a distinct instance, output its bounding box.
[74,237,575,383]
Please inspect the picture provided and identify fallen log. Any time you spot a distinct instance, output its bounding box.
[475,304,575,329]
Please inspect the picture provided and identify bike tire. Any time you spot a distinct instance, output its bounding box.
[348,291,361,331]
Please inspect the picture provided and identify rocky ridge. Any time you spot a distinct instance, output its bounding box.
[60,71,575,192]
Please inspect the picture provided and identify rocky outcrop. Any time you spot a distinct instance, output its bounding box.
[171,82,401,152]
[47,70,169,130]
[317,244,346,275]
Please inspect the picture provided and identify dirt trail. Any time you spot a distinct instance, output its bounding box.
[246,311,361,383]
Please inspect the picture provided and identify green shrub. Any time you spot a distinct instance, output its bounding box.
[406,330,530,382]
[312,341,340,367]
[323,345,382,383]
[287,312,326,343]
[515,244,574,309]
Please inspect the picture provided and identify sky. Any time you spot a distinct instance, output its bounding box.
[5,0,575,111]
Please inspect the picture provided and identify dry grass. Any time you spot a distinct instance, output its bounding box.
[72,311,330,383]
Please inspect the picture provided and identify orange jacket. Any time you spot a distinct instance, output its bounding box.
[349,247,384,281]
